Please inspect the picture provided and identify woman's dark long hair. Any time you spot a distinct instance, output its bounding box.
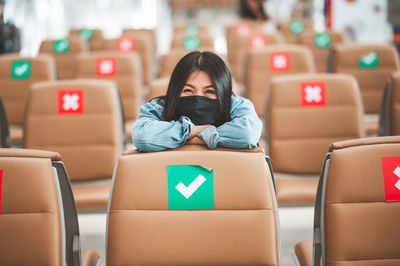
[163,51,232,126]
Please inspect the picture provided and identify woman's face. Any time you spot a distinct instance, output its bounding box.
[180,71,217,99]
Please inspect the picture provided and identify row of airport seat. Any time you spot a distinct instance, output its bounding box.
[0,72,399,210]
[1,136,399,265]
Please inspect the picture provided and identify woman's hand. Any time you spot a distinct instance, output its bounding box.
[188,124,211,139]
[186,136,206,145]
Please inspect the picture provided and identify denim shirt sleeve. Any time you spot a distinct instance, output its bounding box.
[197,96,262,149]
[132,99,195,152]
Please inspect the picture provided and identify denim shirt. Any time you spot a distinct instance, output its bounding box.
[132,95,262,152]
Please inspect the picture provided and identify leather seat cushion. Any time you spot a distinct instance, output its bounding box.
[275,178,318,205]
[295,239,312,266]
[72,184,110,210]
[9,124,23,143]
[81,248,100,266]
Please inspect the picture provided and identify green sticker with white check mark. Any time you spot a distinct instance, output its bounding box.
[168,165,214,210]
[11,61,31,79]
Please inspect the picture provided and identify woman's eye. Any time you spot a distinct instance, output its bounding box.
[205,89,216,94]
[182,88,193,93]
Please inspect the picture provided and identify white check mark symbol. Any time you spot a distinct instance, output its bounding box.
[175,174,206,199]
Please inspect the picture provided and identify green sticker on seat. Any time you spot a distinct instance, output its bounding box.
[79,29,93,41]
[11,61,31,79]
[168,165,214,210]
[53,39,70,54]
[314,33,331,48]
[185,24,199,35]
[290,20,305,35]
[183,36,200,50]
[359,51,378,68]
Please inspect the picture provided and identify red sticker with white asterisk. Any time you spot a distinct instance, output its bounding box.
[249,35,267,48]
[118,37,135,52]
[236,23,251,35]
[0,169,3,213]
[300,82,326,107]
[96,58,116,76]
[270,52,290,71]
[58,90,84,115]
[381,157,400,202]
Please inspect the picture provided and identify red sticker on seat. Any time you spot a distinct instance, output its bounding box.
[249,35,267,48]
[96,58,116,76]
[381,157,400,202]
[270,52,290,71]
[236,23,251,35]
[0,169,3,213]
[118,37,135,52]
[300,82,326,106]
[58,90,84,115]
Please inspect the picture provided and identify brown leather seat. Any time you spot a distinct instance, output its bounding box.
[328,44,400,135]
[0,54,56,143]
[379,72,400,136]
[0,95,11,147]
[295,136,400,266]
[39,38,88,79]
[231,32,285,84]
[173,23,209,36]
[101,35,154,86]
[69,28,105,51]
[171,32,215,50]
[24,79,124,210]
[122,28,158,57]
[0,148,100,265]
[147,76,170,101]
[299,31,344,72]
[267,74,364,204]
[75,51,144,140]
[107,145,281,265]
[245,44,315,117]
[278,19,314,44]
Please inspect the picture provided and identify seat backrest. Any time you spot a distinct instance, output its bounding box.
[278,19,314,44]
[328,44,400,113]
[107,145,281,265]
[173,23,209,36]
[312,136,400,265]
[0,54,56,125]
[148,77,170,100]
[0,94,11,147]
[232,32,285,83]
[267,73,364,174]
[122,28,158,58]
[299,31,344,72]
[171,32,214,51]
[69,28,105,51]
[0,149,64,265]
[101,36,153,85]
[75,51,143,121]
[245,44,315,117]
[39,38,87,79]
[24,79,123,182]
[379,72,400,136]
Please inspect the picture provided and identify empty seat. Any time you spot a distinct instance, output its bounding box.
[69,28,105,51]
[24,80,124,210]
[278,19,314,44]
[101,36,154,85]
[231,32,285,84]
[266,74,364,204]
[0,95,10,147]
[245,44,315,117]
[171,32,214,50]
[147,76,170,101]
[0,148,100,265]
[107,145,281,265]
[39,38,88,79]
[379,72,400,136]
[75,51,144,139]
[295,136,400,266]
[0,54,56,143]
[122,28,158,56]
[299,31,344,72]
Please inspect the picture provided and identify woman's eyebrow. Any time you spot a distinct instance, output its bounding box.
[203,85,214,89]
[184,83,195,88]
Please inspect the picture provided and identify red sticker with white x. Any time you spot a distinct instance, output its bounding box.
[381,157,400,202]
[236,23,251,35]
[96,58,116,76]
[300,82,326,107]
[58,90,84,115]
[118,37,135,52]
[0,169,3,213]
[249,35,267,48]
[270,52,290,71]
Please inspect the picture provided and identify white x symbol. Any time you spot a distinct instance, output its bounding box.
[394,166,400,191]
[251,37,266,48]
[119,39,133,51]
[305,85,322,103]
[100,60,114,74]
[63,93,80,111]
[273,55,287,69]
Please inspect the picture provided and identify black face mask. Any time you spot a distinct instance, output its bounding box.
[174,96,219,125]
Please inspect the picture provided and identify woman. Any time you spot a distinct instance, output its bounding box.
[132,51,262,152]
